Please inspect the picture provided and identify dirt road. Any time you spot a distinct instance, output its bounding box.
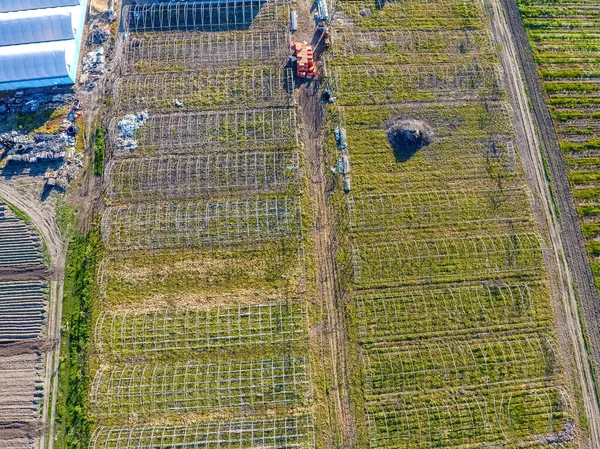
[486,0,600,444]
[0,182,67,449]
[298,81,356,446]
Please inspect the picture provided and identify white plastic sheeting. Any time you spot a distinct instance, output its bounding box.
[0,0,80,13]
[0,41,74,83]
[0,7,78,47]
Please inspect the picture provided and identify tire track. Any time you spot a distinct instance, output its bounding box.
[299,81,356,447]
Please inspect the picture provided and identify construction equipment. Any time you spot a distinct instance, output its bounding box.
[315,0,329,21]
[334,127,347,150]
[292,41,317,79]
[317,22,331,49]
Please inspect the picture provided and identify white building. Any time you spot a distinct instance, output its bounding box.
[0,0,88,91]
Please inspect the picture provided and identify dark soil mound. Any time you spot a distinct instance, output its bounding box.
[385,117,434,162]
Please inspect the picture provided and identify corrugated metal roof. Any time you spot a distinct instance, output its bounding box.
[0,40,74,82]
[0,9,76,46]
[0,0,80,13]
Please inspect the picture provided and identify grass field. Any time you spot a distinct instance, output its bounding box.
[327,0,579,446]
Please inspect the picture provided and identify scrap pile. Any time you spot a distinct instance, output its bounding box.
[43,157,82,190]
[0,132,68,163]
[81,48,106,88]
[0,92,73,116]
[115,112,149,150]
[0,100,85,190]
[88,22,111,46]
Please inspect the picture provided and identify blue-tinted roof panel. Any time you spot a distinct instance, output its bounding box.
[0,0,80,13]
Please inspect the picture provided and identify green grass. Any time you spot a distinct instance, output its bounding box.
[1,198,32,224]
[54,230,101,449]
[101,242,302,307]
[93,128,105,177]
[324,0,577,445]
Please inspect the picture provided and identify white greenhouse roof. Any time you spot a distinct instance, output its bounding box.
[0,40,75,83]
[0,0,80,13]
[0,7,79,47]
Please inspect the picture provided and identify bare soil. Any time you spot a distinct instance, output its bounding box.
[0,339,56,358]
[0,267,49,283]
[91,0,110,14]
[0,182,66,449]
[0,424,42,445]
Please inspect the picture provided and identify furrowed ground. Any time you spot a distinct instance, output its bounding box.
[326,0,583,446]
[517,1,600,294]
[89,1,321,447]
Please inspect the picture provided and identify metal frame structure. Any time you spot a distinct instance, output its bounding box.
[94,301,308,358]
[114,67,294,113]
[355,283,541,342]
[105,151,299,201]
[330,29,494,65]
[351,233,544,285]
[334,0,484,28]
[366,387,567,449]
[91,357,309,417]
[346,188,532,233]
[101,198,302,249]
[362,334,555,396]
[89,416,315,449]
[123,31,291,74]
[333,63,503,104]
[122,0,288,33]
[108,108,297,155]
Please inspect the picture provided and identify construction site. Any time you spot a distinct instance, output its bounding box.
[2,0,600,448]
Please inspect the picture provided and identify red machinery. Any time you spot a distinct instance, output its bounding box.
[292,41,317,79]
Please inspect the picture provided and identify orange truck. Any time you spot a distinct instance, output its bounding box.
[292,41,317,79]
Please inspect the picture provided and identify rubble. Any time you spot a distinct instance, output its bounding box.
[44,160,79,190]
[0,90,72,116]
[116,111,149,150]
[0,131,71,163]
[88,22,111,46]
[0,89,85,190]
[81,47,106,89]
[21,100,39,113]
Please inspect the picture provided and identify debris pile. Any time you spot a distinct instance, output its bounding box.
[116,111,149,150]
[384,117,434,161]
[88,23,111,45]
[44,156,81,190]
[0,91,72,116]
[81,47,106,88]
[0,99,85,189]
[0,132,68,163]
